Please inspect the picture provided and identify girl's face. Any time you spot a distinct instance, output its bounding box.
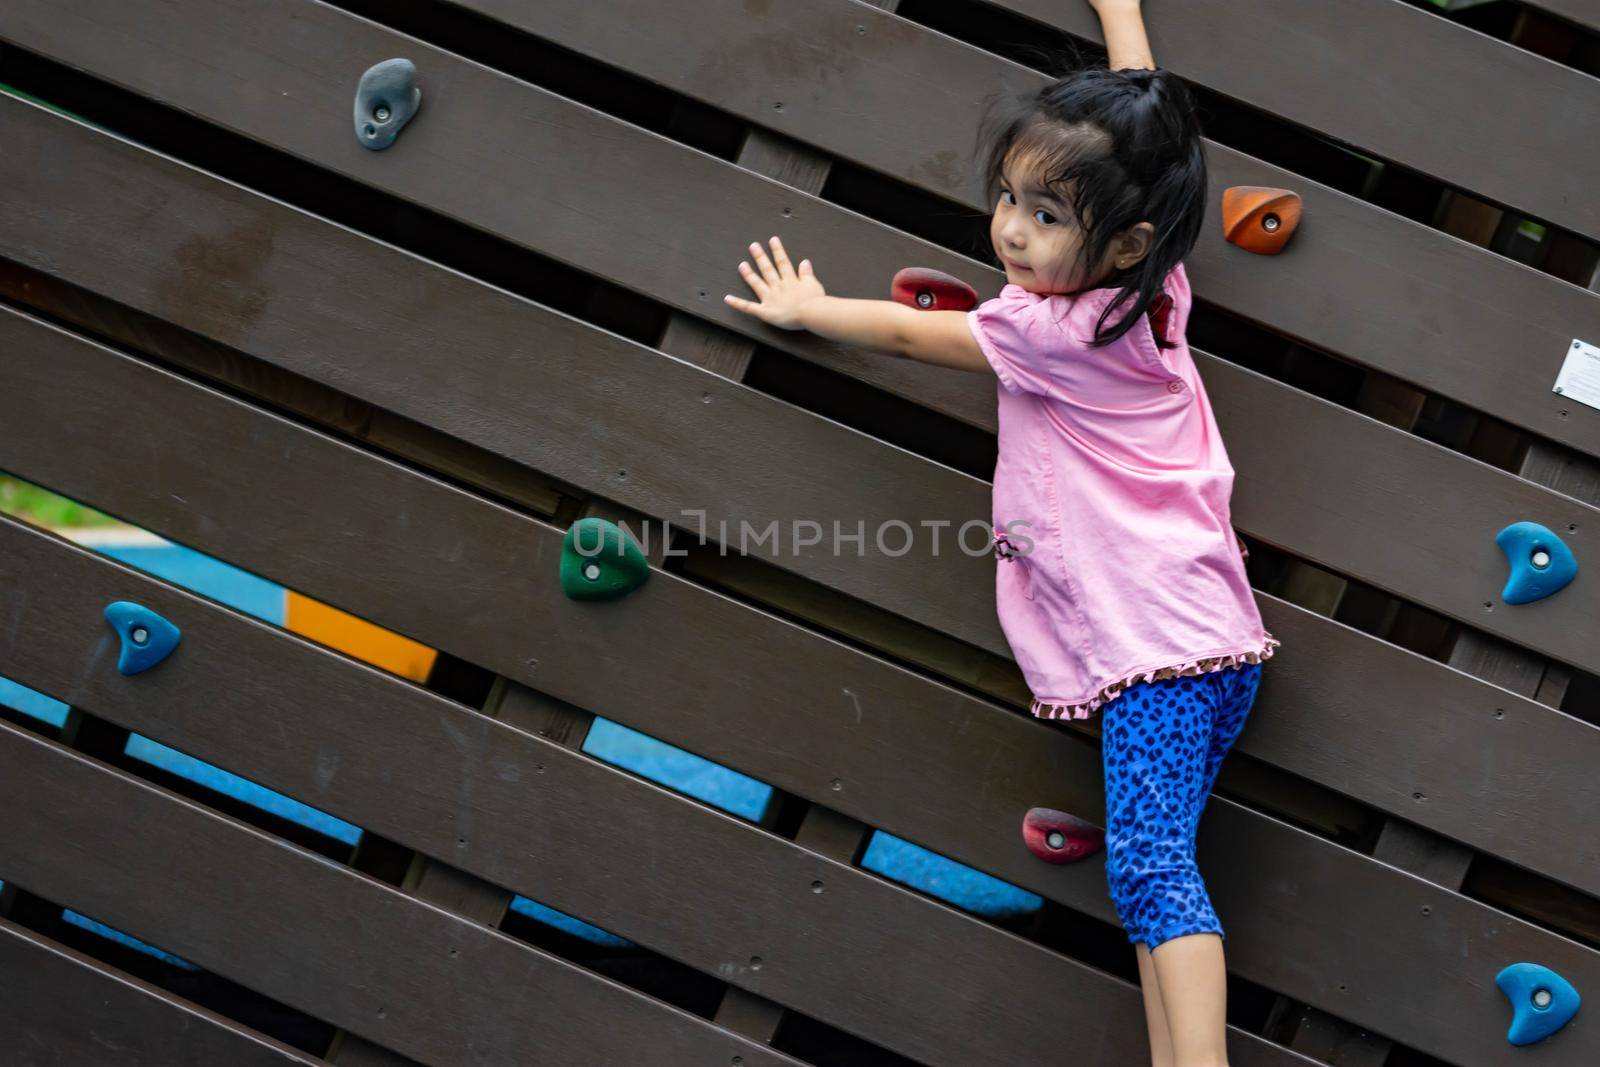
[989,154,1115,295]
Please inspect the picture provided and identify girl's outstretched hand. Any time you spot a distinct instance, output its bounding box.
[725,236,825,331]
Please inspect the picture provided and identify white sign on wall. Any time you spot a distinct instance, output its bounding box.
[1552,339,1600,413]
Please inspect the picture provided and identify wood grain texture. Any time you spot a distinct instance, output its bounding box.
[7,307,1598,900]
[2,315,1596,1064]
[0,918,328,1066]
[0,519,1286,1067]
[5,0,1595,458]
[3,97,1599,678]
[994,0,1600,238]
[444,0,1599,454]
[0,719,806,1067]
[450,0,1599,237]
[1534,0,1600,34]
[5,2,1596,1062]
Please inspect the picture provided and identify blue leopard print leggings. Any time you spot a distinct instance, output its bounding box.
[1100,661,1264,951]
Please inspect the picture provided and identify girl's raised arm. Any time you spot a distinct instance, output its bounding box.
[725,236,992,375]
[1089,0,1157,71]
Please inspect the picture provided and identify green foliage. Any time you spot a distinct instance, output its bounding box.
[0,475,121,528]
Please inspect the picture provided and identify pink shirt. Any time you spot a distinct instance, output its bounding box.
[967,260,1279,720]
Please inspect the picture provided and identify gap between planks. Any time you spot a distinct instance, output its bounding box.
[1265,15,1600,1049]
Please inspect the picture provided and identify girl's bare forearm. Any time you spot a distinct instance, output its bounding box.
[1095,1,1157,71]
[796,295,911,356]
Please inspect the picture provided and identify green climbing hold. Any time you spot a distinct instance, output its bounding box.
[560,518,650,601]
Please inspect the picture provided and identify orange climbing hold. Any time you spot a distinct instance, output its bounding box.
[1221,186,1302,255]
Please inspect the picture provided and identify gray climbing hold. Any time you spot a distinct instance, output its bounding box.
[354,58,421,150]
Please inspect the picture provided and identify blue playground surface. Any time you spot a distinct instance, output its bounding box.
[2,522,1040,967]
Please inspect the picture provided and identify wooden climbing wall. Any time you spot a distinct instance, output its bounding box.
[0,1,1598,1063]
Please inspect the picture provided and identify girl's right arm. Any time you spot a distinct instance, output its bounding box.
[1088,0,1157,71]
[726,236,993,374]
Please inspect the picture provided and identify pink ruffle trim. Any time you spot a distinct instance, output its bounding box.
[1029,631,1281,721]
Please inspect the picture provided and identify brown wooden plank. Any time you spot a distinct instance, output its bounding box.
[712,986,786,1046]
[1438,215,1600,728]
[1198,146,1598,457]
[404,861,509,929]
[451,0,1599,237]
[392,515,599,970]
[0,531,1574,1067]
[0,324,1595,1063]
[8,308,1599,905]
[1261,201,1489,1057]
[10,0,1596,464]
[0,524,1292,1067]
[0,720,806,1067]
[530,0,1600,454]
[323,1033,421,1067]
[658,0,900,388]
[0,295,1587,889]
[0,0,989,428]
[3,292,1600,902]
[0,917,327,1066]
[454,0,1600,452]
[993,0,1599,239]
[1535,0,1600,34]
[665,44,895,1060]
[1204,354,1597,666]
[5,99,1600,683]
[0,95,1002,657]
[0,524,1548,1067]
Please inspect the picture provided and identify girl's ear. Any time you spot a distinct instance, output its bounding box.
[1113,222,1156,269]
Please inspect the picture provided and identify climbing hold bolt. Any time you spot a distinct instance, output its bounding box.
[1022,807,1105,865]
[560,518,650,601]
[103,601,182,676]
[890,268,980,312]
[1494,521,1577,605]
[1495,962,1580,1045]
[1221,186,1302,255]
[354,58,422,150]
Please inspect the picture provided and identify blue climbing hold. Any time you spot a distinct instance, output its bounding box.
[103,601,182,676]
[1494,521,1577,605]
[1496,962,1580,1045]
[354,58,422,150]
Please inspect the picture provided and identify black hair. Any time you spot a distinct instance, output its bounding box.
[972,61,1208,349]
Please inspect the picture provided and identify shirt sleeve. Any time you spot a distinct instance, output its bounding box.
[966,284,1059,399]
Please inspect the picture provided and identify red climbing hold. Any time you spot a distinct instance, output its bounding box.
[1022,807,1105,865]
[890,267,980,312]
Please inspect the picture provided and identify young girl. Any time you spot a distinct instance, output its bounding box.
[724,2,1277,1064]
